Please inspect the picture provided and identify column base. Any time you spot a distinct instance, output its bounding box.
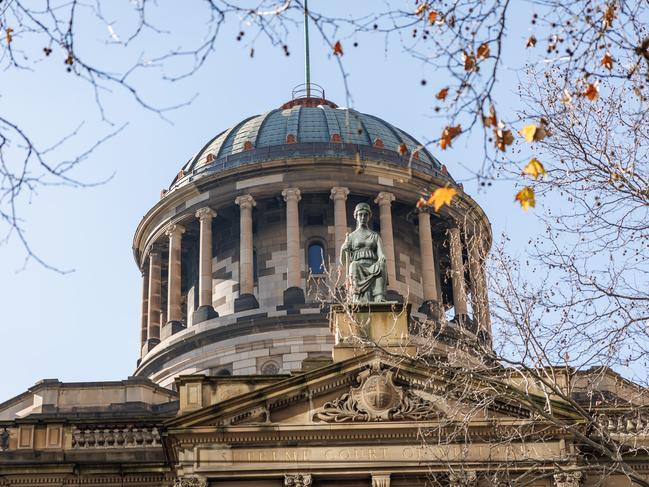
[161,320,186,340]
[283,286,306,306]
[234,293,259,312]
[192,305,219,324]
[418,300,443,320]
[142,338,160,355]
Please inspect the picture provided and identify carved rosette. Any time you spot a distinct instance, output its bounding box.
[313,369,442,423]
[449,471,477,487]
[174,476,207,487]
[553,471,584,487]
[284,473,312,487]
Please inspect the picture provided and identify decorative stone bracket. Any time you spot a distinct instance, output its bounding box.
[284,473,312,487]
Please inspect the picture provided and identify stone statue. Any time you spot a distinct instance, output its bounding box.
[340,202,387,303]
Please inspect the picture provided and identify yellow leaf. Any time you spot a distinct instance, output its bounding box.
[519,124,537,143]
[435,87,449,100]
[476,43,490,60]
[515,187,536,210]
[427,186,457,212]
[523,158,546,179]
[333,41,343,56]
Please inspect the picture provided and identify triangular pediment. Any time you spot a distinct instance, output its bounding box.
[166,351,576,432]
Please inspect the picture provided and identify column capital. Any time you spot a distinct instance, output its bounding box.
[165,224,185,238]
[284,473,312,487]
[195,207,216,221]
[282,187,301,202]
[330,186,350,201]
[235,194,256,209]
[374,191,395,206]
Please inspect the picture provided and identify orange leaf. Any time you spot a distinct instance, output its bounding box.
[439,125,462,150]
[601,52,614,70]
[603,3,615,30]
[333,41,343,56]
[427,186,457,212]
[483,105,497,128]
[495,123,514,152]
[526,36,537,48]
[582,82,599,101]
[523,158,547,179]
[515,187,536,210]
[428,11,438,24]
[476,43,490,60]
[398,143,408,156]
[435,87,449,100]
[462,51,475,71]
[6,27,13,45]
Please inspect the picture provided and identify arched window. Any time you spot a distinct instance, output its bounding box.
[308,242,325,275]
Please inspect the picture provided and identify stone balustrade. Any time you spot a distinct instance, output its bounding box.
[71,425,161,448]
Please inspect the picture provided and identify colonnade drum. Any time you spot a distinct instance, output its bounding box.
[132,97,492,389]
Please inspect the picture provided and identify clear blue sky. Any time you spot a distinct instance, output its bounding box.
[0,2,538,400]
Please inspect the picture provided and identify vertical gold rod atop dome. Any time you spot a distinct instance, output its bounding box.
[304,0,311,97]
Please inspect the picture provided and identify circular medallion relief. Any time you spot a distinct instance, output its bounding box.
[361,375,398,412]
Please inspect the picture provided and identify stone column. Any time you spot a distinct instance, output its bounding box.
[448,226,469,323]
[163,224,185,338]
[284,474,312,487]
[145,251,162,353]
[234,194,259,311]
[469,234,491,338]
[375,191,397,290]
[372,474,391,487]
[282,188,305,305]
[417,210,441,318]
[330,186,349,264]
[140,268,149,351]
[193,207,218,323]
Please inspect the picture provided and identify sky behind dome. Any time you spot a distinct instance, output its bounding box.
[0,2,539,400]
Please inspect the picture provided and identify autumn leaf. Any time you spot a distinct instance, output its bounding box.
[601,52,614,70]
[428,11,438,25]
[483,105,497,128]
[6,27,13,45]
[415,2,428,16]
[515,187,536,210]
[333,41,343,56]
[416,197,427,209]
[526,36,537,48]
[398,143,408,156]
[603,3,616,30]
[495,122,514,152]
[561,89,573,106]
[64,53,74,65]
[462,51,475,71]
[435,87,449,101]
[476,43,490,60]
[582,82,599,101]
[439,125,462,150]
[523,158,547,179]
[519,123,548,143]
[427,186,457,212]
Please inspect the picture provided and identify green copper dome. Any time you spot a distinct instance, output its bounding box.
[168,102,452,191]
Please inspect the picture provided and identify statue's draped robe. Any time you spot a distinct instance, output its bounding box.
[342,230,386,301]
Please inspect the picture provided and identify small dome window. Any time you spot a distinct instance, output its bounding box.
[308,242,325,275]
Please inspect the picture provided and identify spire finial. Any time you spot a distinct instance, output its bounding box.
[304,0,311,97]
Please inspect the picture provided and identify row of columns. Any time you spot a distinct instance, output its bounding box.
[140,187,491,354]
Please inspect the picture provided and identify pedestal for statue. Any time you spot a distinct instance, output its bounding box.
[330,303,416,362]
